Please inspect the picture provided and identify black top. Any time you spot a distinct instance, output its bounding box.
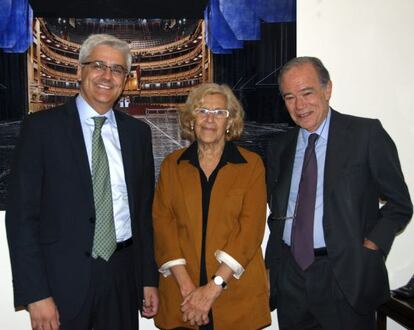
[178,141,246,329]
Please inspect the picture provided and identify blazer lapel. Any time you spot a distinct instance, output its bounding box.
[114,111,136,219]
[274,129,298,219]
[64,99,94,206]
[207,163,241,242]
[177,161,203,259]
[324,110,353,202]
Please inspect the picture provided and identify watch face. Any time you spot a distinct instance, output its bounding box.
[214,276,224,285]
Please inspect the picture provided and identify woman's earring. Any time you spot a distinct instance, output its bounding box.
[190,122,194,131]
[226,128,230,134]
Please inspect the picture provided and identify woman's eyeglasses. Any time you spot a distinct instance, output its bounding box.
[193,108,230,119]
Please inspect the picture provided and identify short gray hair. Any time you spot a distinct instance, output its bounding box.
[79,34,132,73]
[278,56,331,92]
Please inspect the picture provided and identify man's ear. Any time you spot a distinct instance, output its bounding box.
[324,80,332,101]
[76,65,82,82]
[123,73,129,86]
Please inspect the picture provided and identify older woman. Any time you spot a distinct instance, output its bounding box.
[153,83,271,329]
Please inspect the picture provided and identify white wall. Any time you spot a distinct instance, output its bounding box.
[298,0,414,328]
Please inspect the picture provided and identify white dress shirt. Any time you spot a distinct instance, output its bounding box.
[76,95,132,242]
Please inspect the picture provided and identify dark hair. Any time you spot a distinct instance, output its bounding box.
[278,56,331,92]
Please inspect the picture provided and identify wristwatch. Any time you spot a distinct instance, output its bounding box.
[211,275,227,289]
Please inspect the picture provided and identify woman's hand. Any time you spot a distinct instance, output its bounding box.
[170,264,197,299]
[180,282,222,326]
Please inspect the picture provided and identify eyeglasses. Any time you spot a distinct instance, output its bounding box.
[193,108,230,119]
[82,61,128,77]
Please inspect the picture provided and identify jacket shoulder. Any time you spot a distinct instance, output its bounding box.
[332,109,380,128]
[236,145,263,164]
[114,110,151,130]
[163,147,188,164]
[21,104,68,130]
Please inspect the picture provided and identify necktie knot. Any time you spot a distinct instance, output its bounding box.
[308,133,318,147]
[93,117,107,132]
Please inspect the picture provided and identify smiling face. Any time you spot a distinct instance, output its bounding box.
[77,44,127,114]
[193,93,231,147]
[280,63,332,132]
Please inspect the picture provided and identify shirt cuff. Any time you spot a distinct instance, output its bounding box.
[158,258,186,278]
[214,250,245,279]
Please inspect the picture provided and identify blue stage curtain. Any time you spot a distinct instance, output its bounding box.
[219,0,261,40]
[205,0,243,53]
[0,0,12,32]
[206,0,296,54]
[0,0,33,53]
[254,0,296,22]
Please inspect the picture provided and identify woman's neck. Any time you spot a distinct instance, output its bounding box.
[197,141,225,162]
[197,141,226,179]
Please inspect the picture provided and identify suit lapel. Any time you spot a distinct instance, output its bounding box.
[114,111,136,219]
[274,128,298,218]
[65,99,94,206]
[324,110,353,202]
[177,161,203,258]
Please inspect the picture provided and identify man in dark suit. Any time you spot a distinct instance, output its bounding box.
[6,34,159,330]
[265,56,412,329]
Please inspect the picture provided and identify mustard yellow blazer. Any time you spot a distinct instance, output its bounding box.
[153,145,271,329]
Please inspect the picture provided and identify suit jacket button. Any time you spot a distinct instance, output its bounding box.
[89,217,95,223]
[85,251,91,257]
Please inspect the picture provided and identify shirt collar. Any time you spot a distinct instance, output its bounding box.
[177,141,247,166]
[299,108,331,143]
[76,94,117,128]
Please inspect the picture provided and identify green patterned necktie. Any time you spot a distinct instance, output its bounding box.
[91,116,117,261]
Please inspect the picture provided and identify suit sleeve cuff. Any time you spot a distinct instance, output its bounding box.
[214,250,245,279]
[158,258,186,278]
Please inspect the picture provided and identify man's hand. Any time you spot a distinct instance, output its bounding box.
[266,269,270,297]
[142,286,159,318]
[27,297,60,330]
[363,238,380,251]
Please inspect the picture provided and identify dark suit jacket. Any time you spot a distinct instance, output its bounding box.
[265,109,412,313]
[6,98,158,319]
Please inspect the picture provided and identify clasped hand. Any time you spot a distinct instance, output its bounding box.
[180,282,221,327]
